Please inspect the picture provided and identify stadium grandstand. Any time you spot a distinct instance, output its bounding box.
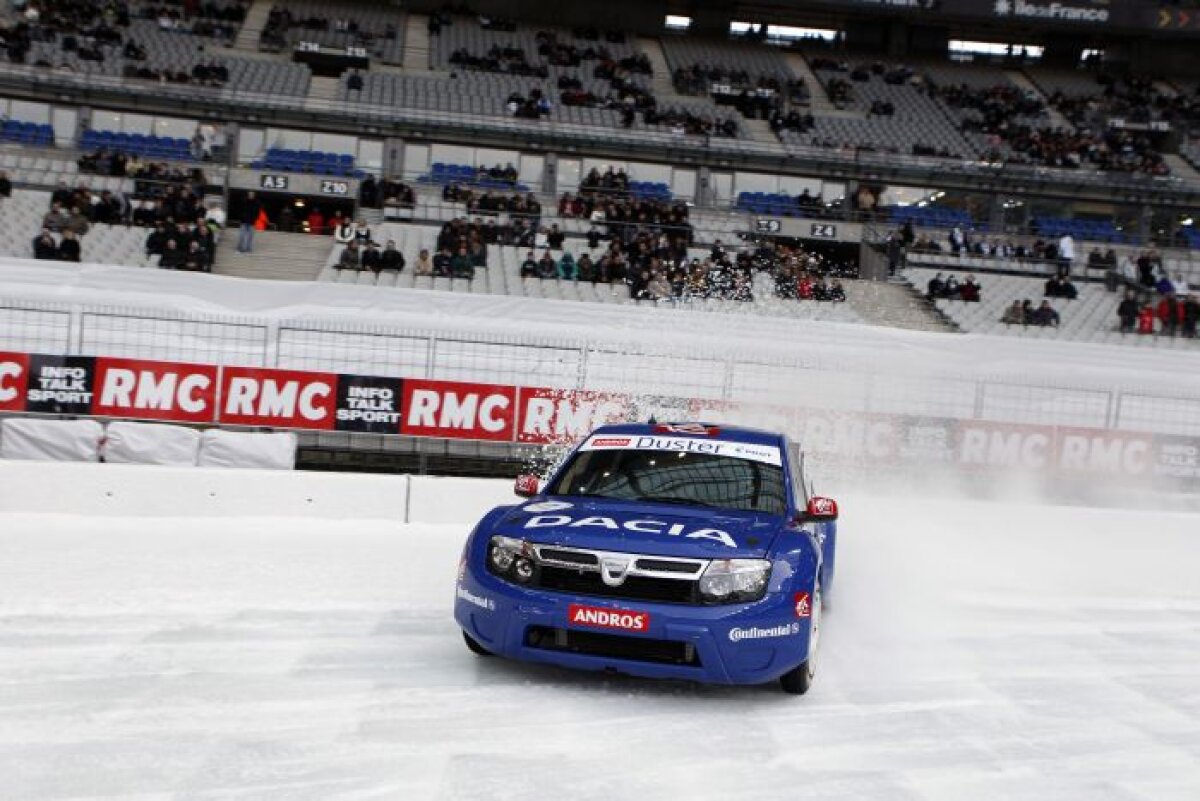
[0,0,1198,475]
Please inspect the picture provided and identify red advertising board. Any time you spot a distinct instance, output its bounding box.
[516,387,633,444]
[0,351,29,413]
[219,366,338,429]
[400,378,517,441]
[92,357,219,423]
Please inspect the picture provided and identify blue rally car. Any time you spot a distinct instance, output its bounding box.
[454,422,839,694]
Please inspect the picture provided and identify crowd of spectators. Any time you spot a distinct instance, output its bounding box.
[925,272,982,303]
[672,64,809,120]
[141,1,246,41]
[26,175,221,270]
[1000,298,1061,327]
[260,4,397,51]
[359,176,415,210]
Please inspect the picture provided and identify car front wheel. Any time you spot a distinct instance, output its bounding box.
[779,586,820,695]
[463,630,494,656]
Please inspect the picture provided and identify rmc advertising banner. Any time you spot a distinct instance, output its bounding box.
[1,350,1198,489]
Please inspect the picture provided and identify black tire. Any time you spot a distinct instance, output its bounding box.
[779,659,813,695]
[463,630,494,657]
[779,586,820,695]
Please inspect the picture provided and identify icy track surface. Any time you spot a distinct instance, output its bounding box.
[2,498,1199,801]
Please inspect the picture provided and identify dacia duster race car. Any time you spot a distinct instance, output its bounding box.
[454,422,838,694]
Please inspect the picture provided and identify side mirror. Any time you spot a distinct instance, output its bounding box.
[514,474,540,498]
[803,496,839,521]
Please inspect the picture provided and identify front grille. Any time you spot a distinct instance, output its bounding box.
[534,565,697,604]
[538,548,598,567]
[526,625,701,667]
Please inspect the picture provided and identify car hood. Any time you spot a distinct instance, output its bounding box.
[494,497,783,559]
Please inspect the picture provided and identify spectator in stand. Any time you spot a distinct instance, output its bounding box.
[520,251,539,277]
[352,218,372,242]
[926,272,945,300]
[1000,300,1024,325]
[1045,272,1078,300]
[205,203,226,230]
[145,222,168,256]
[1172,273,1190,296]
[183,241,207,271]
[32,229,58,260]
[959,275,981,302]
[1183,295,1200,339]
[334,218,356,244]
[1137,303,1156,335]
[42,203,68,233]
[338,241,362,270]
[347,69,364,97]
[433,246,452,276]
[536,250,557,278]
[361,242,382,273]
[159,239,185,269]
[414,248,433,276]
[1058,234,1075,275]
[306,206,326,235]
[0,170,11,199]
[238,192,261,253]
[1030,300,1060,327]
[545,224,564,250]
[828,279,847,303]
[1157,293,1182,336]
[1117,291,1140,333]
[451,245,474,279]
[379,241,405,272]
[57,229,81,262]
[557,251,576,280]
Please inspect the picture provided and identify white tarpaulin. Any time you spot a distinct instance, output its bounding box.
[0,418,103,462]
[198,429,297,470]
[103,421,201,466]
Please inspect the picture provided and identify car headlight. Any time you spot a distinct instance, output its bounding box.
[699,558,771,603]
[488,536,537,585]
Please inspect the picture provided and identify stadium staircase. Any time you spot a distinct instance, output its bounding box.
[213,230,330,281]
[741,117,782,146]
[234,0,273,51]
[845,279,956,333]
[402,15,432,71]
[639,38,689,102]
[1164,154,1200,183]
[785,54,837,114]
[1008,70,1073,130]
[306,77,343,109]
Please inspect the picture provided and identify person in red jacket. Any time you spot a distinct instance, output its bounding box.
[797,273,814,300]
[1137,304,1156,335]
[306,207,326,235]
[1156,294,1183,337]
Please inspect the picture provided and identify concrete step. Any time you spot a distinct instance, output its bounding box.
[846,279,956,333]
[234,0,272,51]
[784,53,836,114]
[403,13,431,70]
[741,117,780,146]
[1164,154,1200,183]
[213,230,330,281]
[638,37,690,102]
[1009,70,1074,130]
[307,76,341,101]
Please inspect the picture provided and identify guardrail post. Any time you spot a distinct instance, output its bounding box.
[426,335,437,379]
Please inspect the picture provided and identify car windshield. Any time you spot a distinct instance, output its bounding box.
[546,446,788,515]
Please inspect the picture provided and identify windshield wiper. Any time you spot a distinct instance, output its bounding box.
[637,495,718,508]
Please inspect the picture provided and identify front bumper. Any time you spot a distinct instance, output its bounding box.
[454,562,814,686]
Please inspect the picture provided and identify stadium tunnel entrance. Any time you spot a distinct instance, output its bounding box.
[228,187,356,234]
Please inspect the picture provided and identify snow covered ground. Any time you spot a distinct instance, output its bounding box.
[2,494,1199,800]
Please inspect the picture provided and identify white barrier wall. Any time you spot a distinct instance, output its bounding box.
[0,461,508,523]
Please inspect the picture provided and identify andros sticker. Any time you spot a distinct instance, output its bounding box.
[589,437,631,447]
[568,604,649,632]
[728,622,800,642]
[794,592,812,619]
